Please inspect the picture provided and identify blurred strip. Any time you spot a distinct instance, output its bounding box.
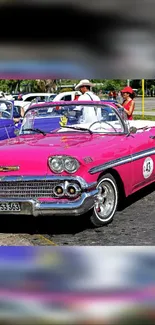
[1,0,155,24]
[0,3,155,77]
[0,247,155,325]
[0,247,154,323]
[0,247,154,292]
[0,60,92,78]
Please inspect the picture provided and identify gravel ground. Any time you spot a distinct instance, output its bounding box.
[0,234,32,246]
[0,182,155,246]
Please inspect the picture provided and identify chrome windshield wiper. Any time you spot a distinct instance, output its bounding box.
[22,128,46,136]
[61,125,93,134]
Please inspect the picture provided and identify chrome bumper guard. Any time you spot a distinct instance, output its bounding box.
[0,176,98,217]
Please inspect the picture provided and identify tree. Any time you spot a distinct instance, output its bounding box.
[0,79,19,92]
[35,79,58,92]
[91,79,126,92]
[1,79,153,94]
[0,79,60,93]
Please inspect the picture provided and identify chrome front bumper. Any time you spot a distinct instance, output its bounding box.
[0,191,98,216]
[0,176,98,217]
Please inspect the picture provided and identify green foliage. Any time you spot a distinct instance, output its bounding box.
[1,79,155,94]
[0,79,127,93]
[0,79,40,93]
[91,79,126,92]
[0,79,16,92]
[59,79,77,85]
[131,79,155,90]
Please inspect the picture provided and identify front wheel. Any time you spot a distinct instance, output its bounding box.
[90,173,118,227]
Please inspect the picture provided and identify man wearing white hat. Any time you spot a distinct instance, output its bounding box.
[75,79,100,101]
[74,79,101,123]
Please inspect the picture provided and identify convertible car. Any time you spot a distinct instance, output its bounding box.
[0,101,155,228]
[0,99,21,140]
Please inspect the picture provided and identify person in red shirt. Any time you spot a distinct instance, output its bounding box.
[116,86,135,120]
[113,90,117,100]
[74,92,80,100]
[109,91,113,100]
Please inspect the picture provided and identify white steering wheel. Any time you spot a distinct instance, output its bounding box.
[89,120,118,132]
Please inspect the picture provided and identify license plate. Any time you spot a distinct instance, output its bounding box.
[0,202,21,212]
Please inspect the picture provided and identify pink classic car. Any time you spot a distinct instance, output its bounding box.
[0,101,155,228]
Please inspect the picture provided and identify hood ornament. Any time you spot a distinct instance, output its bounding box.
[0,166,20,172]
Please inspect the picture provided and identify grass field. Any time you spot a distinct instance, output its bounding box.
[135,108,155,111]
[134,115,155,120]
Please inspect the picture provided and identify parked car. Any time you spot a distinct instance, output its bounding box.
[12,94,20,100]
[15,92,57,112]
[52,91,81,102]
[18,93,56,103]
[29,91,82,112]
[0,99,21,140]
[0,101,155,228]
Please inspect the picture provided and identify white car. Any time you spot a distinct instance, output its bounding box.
[30,91,81,107]
[13,100,29,113]
[15,93,56,112]
[53,91,81,102]
[20,91,82,112]
[12,94,19,100]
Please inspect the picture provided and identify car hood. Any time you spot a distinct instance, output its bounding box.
[0,133,122,175]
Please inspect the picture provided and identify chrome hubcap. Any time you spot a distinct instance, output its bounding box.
[94,180,116,220]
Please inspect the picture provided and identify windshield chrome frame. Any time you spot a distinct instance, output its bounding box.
[22,101,129,135]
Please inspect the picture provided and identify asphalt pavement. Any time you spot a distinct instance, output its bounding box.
[134,111,155,116]
[135,97,155,111]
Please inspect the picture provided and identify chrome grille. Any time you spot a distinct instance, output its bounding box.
[0,180,67,198]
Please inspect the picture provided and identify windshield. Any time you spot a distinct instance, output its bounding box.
[29,94,57,104]
[46,94,56,101]
[0,100,13,119]
[20,103,125,135]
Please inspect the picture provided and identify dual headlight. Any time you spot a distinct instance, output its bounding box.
[48,156,80,173]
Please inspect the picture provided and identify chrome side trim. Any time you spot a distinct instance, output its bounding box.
[89,147,155,175]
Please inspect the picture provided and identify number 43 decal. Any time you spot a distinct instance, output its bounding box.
[143,157,154,179]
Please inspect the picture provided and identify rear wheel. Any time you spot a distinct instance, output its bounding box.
[90,173,118,227]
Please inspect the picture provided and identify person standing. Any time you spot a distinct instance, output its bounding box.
[116,86,135,120]
[74,79,101,123]
[75,79,100,101]
[117,91,122,103]
[74,92,80,100]
[113,90,117,100]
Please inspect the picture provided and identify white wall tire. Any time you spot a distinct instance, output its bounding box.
[90,173,118,227]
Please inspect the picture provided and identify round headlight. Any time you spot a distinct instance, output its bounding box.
[64,157,79,173]
[49,157,64,173]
